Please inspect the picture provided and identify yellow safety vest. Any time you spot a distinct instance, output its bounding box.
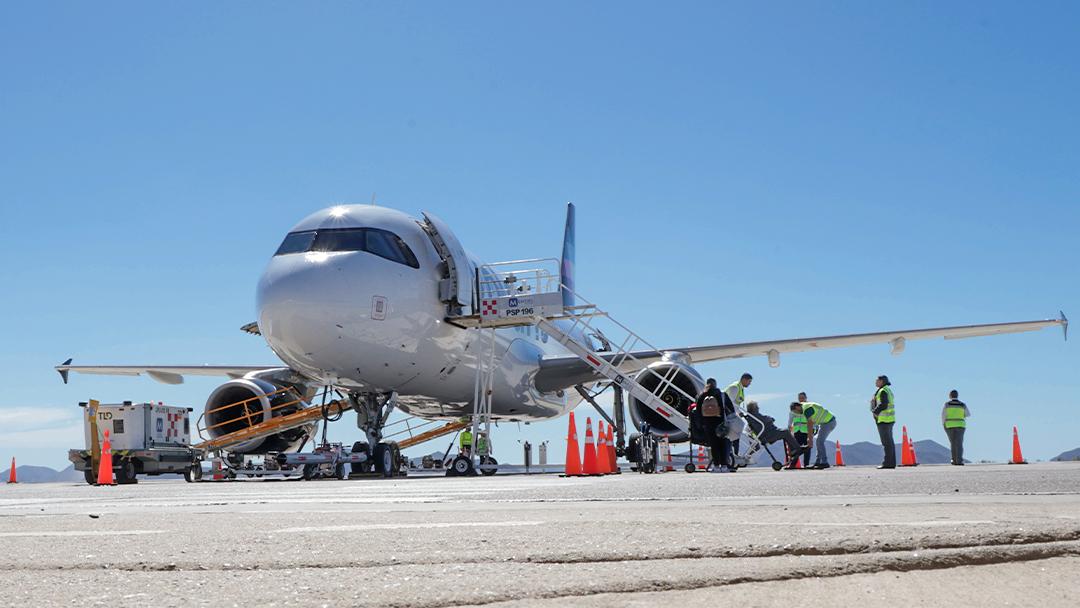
[727,381,745,406]
[460,429,473,447]
[876,386,895,423]
[791,414,808,434]
[944,404,966,429]
[803,403,834,425]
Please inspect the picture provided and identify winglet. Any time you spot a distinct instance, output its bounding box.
[57,358,72,384]
[1061,310,1069,341]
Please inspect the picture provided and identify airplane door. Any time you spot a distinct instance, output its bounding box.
[421,211,475,316]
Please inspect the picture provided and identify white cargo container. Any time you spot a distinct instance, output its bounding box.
[69,400,201,484]
[83,401,192,450]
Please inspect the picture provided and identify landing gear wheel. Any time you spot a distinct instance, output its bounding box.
[450,455,475,476]
[479,456,498,476]
[83,468,95,485]
[684,463,696,474]
[184,464,203,483]
[374,442,398,478]
[391,443,403,477]
[771,462,784,471]
[116,459,138,484]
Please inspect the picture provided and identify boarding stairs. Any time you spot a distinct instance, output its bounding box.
[445,258,693,435]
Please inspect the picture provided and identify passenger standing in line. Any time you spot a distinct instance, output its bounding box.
[789,401,837,469]
[725,373,753,463]
[942,389,970,466]
[695,378,732,472]
[871,375,896,469]
[791,392,812,468]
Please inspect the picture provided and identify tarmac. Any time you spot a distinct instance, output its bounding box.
[1,462,1079,607]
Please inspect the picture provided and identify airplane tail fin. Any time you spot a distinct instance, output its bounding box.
[560,202,575,307]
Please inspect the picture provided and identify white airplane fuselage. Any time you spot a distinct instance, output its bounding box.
[256,205,578,421]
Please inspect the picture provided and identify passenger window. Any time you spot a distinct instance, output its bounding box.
[275,231,316,256]
[313,229,367,253]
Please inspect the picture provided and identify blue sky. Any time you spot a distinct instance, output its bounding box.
[1,2,1076,469]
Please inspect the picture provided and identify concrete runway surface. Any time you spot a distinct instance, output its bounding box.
[1,462,1078,607]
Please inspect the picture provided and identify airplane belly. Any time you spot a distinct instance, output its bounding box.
[395,336,573,421]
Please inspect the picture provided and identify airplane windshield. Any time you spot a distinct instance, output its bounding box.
[274,228,419,268]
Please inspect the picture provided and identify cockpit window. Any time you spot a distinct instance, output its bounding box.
[311,229,366,253]
[364,229,406,265]
[275,231,316,256]
[274,228,420,269]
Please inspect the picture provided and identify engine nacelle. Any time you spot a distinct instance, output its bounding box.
[203,378,313,453]
[626,358,705,443]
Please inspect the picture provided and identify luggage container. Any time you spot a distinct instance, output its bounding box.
[68,400,202,484]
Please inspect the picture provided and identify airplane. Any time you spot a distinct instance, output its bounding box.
[56,203,1068,474]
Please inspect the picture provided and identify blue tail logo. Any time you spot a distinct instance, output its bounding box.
[561,202,575,308]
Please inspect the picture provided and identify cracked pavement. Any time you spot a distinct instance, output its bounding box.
[1,462,1078,606]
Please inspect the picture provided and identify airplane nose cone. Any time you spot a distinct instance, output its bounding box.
[257,253,364,372]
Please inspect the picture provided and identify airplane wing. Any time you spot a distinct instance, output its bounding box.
[534,313,1067,393]
[54,359,280,385]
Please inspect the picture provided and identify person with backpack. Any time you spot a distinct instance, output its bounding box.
[695,378,735,472]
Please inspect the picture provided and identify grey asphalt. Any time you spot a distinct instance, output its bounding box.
[1,462,1078,607]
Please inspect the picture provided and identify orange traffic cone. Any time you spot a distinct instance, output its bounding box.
[909,438,919,466]
[1010,426,1027,464]
[6,457,16,484]
[596,421,610,475]
[96,430,116,486]
[900,426,913,467]
[212,457,225,480]
[563,411,583,476]
[582,418,599,475]
[697,444,707,469]
[834,441,845,467]
[606,426,618,473]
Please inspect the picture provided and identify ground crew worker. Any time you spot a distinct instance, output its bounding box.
[746,402,804,468]
[790,401,836,469]
[942,389,970,466]
[870,375,896,469]
[476,430,490,458]
[725,373,752,460]
[790,392,812,468]
[459,426,473,457]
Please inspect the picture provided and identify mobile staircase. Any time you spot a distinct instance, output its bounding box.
[444,257,694,445]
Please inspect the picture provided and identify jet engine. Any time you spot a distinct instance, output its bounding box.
[203,378,314,453]
[626,358,704,443]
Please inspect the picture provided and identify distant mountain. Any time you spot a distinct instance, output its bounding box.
[1,465,64,483]
[56,465,86,482]
[1052,447,1080,462]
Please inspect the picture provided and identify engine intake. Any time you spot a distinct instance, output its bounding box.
[626,360,704,443]
[203,378,312,453]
